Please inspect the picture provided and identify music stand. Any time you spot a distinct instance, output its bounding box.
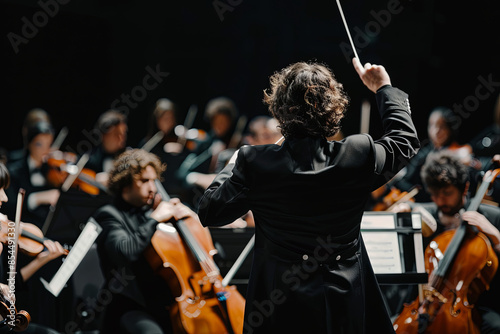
[361,211,427,284]
[43,188,112,245]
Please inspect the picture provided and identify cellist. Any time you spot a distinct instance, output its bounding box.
[93,148,196,334]
[391,151,500,333]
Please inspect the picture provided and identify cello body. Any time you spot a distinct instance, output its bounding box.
[393,226,498,334]
[144,214,245,334]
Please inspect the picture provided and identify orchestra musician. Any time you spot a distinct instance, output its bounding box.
[391,151,500,333]
[7,108,52,165]
[391,106,479,203]
[197,57,420,333]
[93,148,197,334]
[85,109,129,190]
[0,162,66,334]
[138,98,192,203]
[176,96,239,184]
[138,98,180,152]
[4,120,59,230]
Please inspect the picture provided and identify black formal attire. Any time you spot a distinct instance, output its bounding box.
[198,85,420,334]
[93,197,174,334]
[416,201,500,333]
[85,145,126,174]
[4,156,53,229]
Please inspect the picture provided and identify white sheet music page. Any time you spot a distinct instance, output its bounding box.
[40,219,101,297]
[361,213,402,274]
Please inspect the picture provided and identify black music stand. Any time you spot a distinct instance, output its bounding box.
[361,211,428,284]
[43,188,112,245]
[361,211,428,318]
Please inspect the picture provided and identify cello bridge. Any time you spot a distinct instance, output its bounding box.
[424,287,448,304]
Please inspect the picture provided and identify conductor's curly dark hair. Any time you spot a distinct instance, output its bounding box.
[263,62,349,139]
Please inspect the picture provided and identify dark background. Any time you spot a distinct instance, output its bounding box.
[1,0,499,155]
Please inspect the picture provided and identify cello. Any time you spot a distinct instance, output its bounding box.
[393,168,500,333]
[143,179,245,334]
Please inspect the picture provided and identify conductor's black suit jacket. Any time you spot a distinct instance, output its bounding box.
[198,85,420,334]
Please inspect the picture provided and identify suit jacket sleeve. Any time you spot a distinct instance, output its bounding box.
[197,148,251,227]
[372,85,420,188]
[95,207,158,266]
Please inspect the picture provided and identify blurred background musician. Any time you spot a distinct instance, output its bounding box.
[7,108,52,165]
[4,120,59,229]
[138,98,193,203]
[378,106,478,205]
[84,109,129,190]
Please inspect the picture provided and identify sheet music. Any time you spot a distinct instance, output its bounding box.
[361,213,396,229]
[362,231,402,274]
[41,218,102,297]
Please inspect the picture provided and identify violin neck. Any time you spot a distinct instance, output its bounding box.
[467,171,498,212]
[21,229,45,245]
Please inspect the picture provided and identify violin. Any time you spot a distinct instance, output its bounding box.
[0,293,30,331]
[393,168,500,333]
[0,214,69,257]
[174,126,208,152]
[44,150,104,195]
[144,180,245,334]
[0,189,30,331]
[372,186,419,212]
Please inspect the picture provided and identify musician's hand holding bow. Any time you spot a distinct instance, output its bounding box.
[462,211,500,253]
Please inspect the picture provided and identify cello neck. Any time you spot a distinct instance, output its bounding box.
[467,168,500,212]
[154,179,220,276]
[432,168,500,281]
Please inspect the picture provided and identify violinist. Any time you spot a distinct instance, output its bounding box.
[138,98,192,202]
[198,58,420,333]
[4,120,59,230]
[392,106,481,203]
[176,97,239,185]
[198,96,239,153]
[138,98,180,152]
[93,148,196,334]
[84,109,129,190]
[3,120,73,331]
[392,151,500,333]
[7,108,52,165]
[0,162,66,334]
